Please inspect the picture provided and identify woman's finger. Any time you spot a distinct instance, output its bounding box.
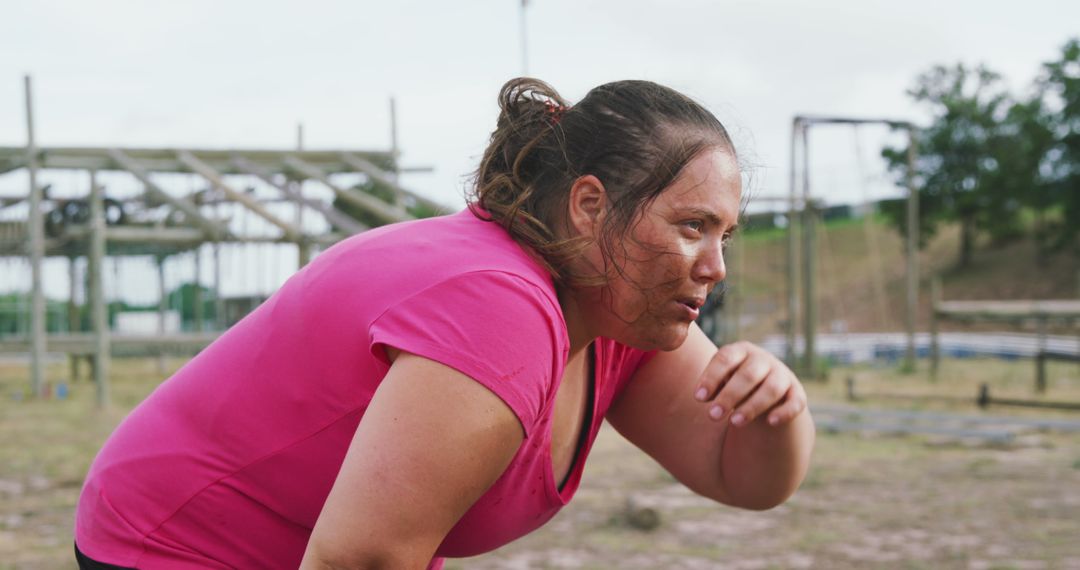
[729,369,791,427]
[765,381,808,426]
[694,342,751,402]
[707,353,772,422]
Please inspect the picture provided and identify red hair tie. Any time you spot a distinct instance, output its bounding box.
[544,100,567,125]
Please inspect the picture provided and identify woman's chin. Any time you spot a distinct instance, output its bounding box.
[656,335,689,352]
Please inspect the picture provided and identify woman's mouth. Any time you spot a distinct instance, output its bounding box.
[677,297,704,320]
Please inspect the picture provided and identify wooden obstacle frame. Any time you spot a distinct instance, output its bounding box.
[923,277,1080,410]
[1,141,446,408]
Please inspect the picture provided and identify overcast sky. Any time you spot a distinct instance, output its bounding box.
[3,0,1078,207]
[2,0,1078,301]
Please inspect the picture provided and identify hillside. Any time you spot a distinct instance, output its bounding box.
[730,215,1080,342]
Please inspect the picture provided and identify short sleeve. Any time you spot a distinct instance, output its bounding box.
[368,271,565,436]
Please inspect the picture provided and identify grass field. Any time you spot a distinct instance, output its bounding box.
[2,355,1079,569]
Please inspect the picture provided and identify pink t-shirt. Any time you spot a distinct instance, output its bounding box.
[76,209,654,569]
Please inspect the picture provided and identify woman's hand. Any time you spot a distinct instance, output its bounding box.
[693,341,807,428]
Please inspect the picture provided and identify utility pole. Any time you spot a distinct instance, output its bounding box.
[520,0,530,75]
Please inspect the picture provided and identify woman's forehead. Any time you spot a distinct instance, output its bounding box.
[657,150,741,215]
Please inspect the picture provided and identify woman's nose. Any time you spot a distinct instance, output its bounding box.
[692,239,726,284]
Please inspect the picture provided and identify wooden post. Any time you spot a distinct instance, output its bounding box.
[904,128,919,372]
[25,75,46,398]
[295,123,312,268]
[1035,351,1047,394]
[731,232,744,341]
[15,272,26,337]
[785,119,800,366]
[88,169,110,409]
[1036,316,1047,393]
[156,254,167,375]
[802,203,817,378]
[930,276,941,381]
[801,125,816,378]
[193,248,203,332]
[389,98,399,164]
[214,243,225,330]
[296,123,304,223]
[68,255,81,381]
[388,97,403,207]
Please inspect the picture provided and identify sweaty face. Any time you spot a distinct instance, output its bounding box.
[580,148,741,351]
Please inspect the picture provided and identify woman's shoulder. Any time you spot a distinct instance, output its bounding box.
[323,209,555,292]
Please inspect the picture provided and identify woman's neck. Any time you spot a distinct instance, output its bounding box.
[557,286,597,357]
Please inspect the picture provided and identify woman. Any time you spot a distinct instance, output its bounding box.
[75,78,814,569]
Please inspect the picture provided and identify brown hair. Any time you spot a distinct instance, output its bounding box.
[469,77,734,287]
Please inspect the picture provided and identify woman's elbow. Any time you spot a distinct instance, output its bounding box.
[707,434,815,509]
[726,482,802,511]
[694,477,801,511]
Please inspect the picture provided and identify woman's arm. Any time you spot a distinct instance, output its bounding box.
[300,351,523,569]
[606,324,814,510]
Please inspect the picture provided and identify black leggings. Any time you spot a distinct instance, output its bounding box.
[75,543,135,570]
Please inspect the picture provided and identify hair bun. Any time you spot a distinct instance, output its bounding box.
[497,77,569,127]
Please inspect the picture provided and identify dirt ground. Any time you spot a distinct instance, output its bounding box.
[2,356,1079,569]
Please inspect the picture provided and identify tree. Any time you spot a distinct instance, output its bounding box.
[882,64,1017,267]
[1037,37,1080,251]
[987,96,1056,258]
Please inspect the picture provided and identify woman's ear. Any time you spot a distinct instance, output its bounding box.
[566,175,607,239]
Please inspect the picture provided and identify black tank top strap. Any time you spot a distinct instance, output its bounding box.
[75,543,136,570]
